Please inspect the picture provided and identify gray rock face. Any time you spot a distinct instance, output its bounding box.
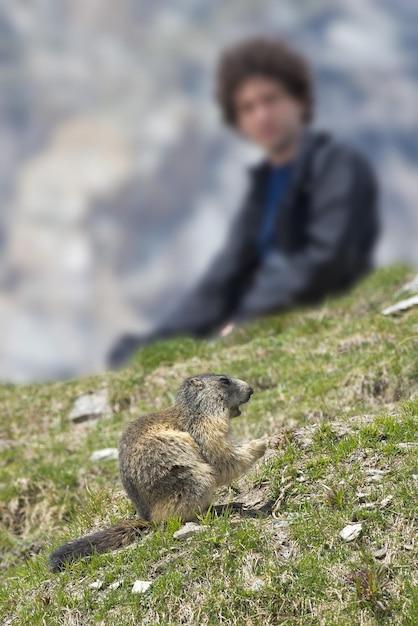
[68,389,112,424]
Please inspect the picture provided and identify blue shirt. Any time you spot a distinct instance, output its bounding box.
[258,162,294,260]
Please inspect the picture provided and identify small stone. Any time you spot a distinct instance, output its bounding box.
[89,580,103,590]
[173,522,204,540]
[108,580,123,590]
[356,491,369,502]
[382,294,418,315]
[373,547,387,560]
[339,523,362,542]
[69,389,112,424]
[398,442,418,450]
[132,580,152,594]
[90,448,119,462]
[379,495,393,509]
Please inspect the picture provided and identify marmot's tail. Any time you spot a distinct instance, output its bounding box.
[49,519,150,572]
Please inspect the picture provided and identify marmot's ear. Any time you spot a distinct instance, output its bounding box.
[190,377,204,388]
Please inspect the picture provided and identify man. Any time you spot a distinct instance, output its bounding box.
[109,36,379,365]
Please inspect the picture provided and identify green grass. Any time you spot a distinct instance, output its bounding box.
[1,265,417,625]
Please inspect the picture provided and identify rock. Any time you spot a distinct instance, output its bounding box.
[379,495,393,509]
[373,547,387,560]
[90,448,119,462]
[382,294,418,315]
[173,522,204,541]
[398,442,418,450]
[356,491,369,502]
[108,580,123,590]
[397,273,418,295]
[69,389,112,424]
[339,523,362,542]
[132,580,152,594]
[89,580,103,590]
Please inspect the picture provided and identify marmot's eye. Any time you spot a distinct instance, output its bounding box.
[219,377,230,385]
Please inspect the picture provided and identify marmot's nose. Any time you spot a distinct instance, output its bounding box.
[248,386,254,396]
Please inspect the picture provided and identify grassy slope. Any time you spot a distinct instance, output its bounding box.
[1,264,417,625]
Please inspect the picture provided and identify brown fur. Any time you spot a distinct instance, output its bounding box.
[49,374,266,572]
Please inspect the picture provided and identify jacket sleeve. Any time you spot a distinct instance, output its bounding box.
[157,196,257,338]
[160,247,241,337]
[234,144,378,322]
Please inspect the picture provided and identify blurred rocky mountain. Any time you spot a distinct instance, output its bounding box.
[0,0,417,381]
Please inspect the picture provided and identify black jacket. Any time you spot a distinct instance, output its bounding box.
[108,130,379,366]
[161,130,378,332]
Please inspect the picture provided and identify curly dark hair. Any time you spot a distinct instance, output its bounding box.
[215,36,314,126]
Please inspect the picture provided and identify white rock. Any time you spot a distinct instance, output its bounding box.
[397,273,418,295]
[90,448,119,462]
[173,522,204,540]
[132,580,152,594]
[339,523,362,542]
[69,389,112,423]
[382,294,418,315]
[89,580,103,589]
[379,495,393,509]
[356,491,369,502]
[398,442,418,450]
[108,580,123,590]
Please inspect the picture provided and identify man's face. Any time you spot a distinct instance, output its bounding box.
[233,76,305,154]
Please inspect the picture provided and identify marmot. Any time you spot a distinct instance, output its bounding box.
[49,374,266,572]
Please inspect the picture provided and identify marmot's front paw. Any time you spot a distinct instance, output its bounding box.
[250,439,267,459]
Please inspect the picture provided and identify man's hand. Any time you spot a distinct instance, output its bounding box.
[219,322,235,338]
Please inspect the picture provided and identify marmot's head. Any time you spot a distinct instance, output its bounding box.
[176,374,253,418]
